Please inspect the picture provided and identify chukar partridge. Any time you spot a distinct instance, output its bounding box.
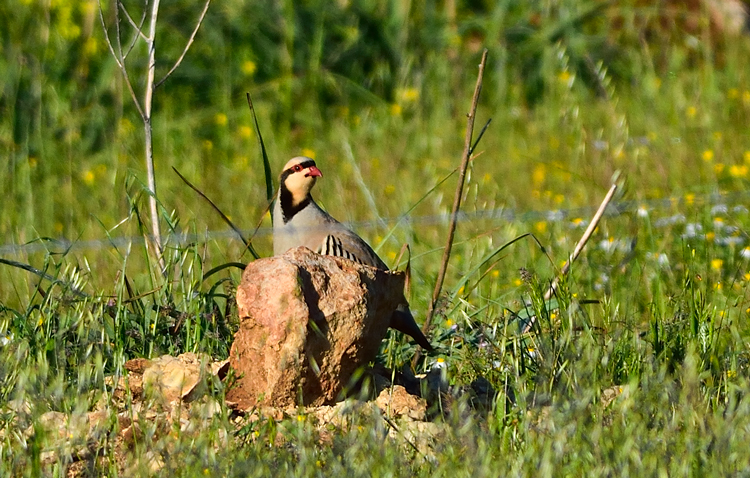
[272,156,433,351]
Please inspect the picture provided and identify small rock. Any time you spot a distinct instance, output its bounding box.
[376,386,427,421]
[124,357,152,374]
[142,352,213,403]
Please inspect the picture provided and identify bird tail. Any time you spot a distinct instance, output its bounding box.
[390,304,434,352]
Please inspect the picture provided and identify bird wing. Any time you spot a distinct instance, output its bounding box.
[316,230,388,270]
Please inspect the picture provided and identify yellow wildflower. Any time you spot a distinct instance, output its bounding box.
[558,71,573,86]
[241,60,257,76]
[83,170,95,185]
[532,164,546,186]
[730,165,747,178]
[239,126,252,139]
[397,87,419,102]
[83,37,98,57]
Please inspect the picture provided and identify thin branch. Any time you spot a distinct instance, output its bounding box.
[155,0,211,88]
[519,183,618,333]
[423,49,489,333]
[97,0,124,69]
[118,0,150,43]
[97,0,146,119]
[119,0,150,59]
[543,183,618,302]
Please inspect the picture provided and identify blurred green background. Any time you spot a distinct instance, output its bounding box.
[3,0,748,247]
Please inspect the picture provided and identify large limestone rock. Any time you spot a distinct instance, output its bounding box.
[227,247,406,409]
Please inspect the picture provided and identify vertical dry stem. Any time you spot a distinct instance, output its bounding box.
[98,0,211,274]
[143,0,164,272]
[414,49,488,364]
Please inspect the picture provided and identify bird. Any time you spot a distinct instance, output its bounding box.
[272,156,433,351]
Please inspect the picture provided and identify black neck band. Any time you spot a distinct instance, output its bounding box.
[279,184,311,224]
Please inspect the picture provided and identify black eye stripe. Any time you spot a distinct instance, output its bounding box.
[286,160,316,174]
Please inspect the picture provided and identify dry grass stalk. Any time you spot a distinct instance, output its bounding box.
[413,49,489,365]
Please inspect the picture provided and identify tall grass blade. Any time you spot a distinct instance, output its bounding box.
[246,93,274,204]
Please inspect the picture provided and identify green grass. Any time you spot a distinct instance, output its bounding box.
[2,0,750,475]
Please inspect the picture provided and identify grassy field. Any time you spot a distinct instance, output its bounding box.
[2,0,750,475]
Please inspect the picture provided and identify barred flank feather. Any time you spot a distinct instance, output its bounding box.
[319,235,366,265]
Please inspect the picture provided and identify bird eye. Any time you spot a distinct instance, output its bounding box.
[293,165,302,172]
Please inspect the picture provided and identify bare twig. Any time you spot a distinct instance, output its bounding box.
[521,183,618,333]
[543,183,618,302]
[155,0,211,88]
[118,1,149,43]
[422,50,489,333]
[97,0,145,118]
[119,0,149,58]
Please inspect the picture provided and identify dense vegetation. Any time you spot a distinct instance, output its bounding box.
[2,0,750,475]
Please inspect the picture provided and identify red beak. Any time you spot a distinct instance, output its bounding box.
[306,166,322,178]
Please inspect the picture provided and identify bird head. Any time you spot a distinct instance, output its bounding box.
[279,156,323,204]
